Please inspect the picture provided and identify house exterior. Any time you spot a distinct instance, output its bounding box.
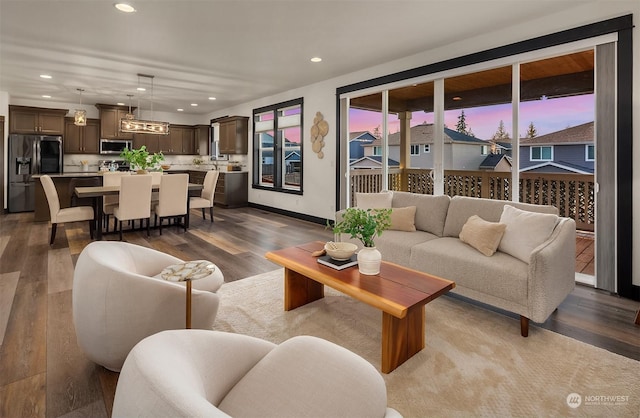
[349,131,377,162]
[519,122,594,174]
[361,123,493,170]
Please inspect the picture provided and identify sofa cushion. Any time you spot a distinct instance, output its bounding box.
[410,237,529,305]
[391,191,450,237]
[498,205,559,263]
[459,215,506,256]
[375,230,439,266]
[443,196,558,238]
[356,191,392,209]
[389,206,416,232]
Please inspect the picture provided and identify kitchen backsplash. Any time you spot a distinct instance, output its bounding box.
[63,154,247,172]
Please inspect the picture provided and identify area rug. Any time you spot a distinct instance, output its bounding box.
[214,269,640,417]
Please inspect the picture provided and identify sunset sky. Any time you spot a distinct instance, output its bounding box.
[349,94,594,140]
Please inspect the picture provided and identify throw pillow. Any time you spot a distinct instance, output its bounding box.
[389,206,417,232]
[498,205,558,263]
[459,215,506,256]
[356,191,392,210]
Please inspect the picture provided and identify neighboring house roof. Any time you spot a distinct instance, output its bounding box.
[479,153,512,170]
[366,123,488,147]
[520,121,593,145]
[349,156,400,168]
[520,161,594,174]
[350,131,377,143]
[494,141,512,151]
[285,151,300,161]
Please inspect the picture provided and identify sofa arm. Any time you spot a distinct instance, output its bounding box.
[527,217,576,323]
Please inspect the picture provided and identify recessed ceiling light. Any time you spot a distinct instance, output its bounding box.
[42,95,51,98]
[137,87,146,91]
[40,74,52,79]
[310,57,322,63]
[452,96,462,101]
[114,3,136,13]
[190,103,198,107]
[208,97,216,101]
[117,102,125,106]
[177,108,184,112]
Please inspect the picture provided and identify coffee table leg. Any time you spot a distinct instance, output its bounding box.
[283,268,324,311]
[381,304,425,373]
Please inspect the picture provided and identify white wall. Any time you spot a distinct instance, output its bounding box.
[207,2,639,285]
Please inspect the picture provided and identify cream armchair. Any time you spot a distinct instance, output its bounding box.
[72,241,224,372]
[112,330,402,418]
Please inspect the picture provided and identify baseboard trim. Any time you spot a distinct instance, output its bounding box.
[248,202,330,226]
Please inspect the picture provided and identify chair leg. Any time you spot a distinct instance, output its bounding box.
[183,215,187,232]
[159,218,163,235]
[89,220,95,240]
[209,206,214,223]
[201,208,206,220]
[50,223,57,245]
[119,221,123,241]
[147,218,150,237]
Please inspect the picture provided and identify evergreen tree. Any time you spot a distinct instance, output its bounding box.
[456,110,472,135]
[492,120,510,141]
[525,122,537,139]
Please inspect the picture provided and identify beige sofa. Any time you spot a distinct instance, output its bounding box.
[339,192,576,337]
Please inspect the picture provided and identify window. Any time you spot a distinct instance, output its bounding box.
[481,145,490,155]
[253,98,303,193]
[410,145,420,155]
[373,146,382,156]
[586,144,595,161]
[423,144,430,153]
[530,146,553,161]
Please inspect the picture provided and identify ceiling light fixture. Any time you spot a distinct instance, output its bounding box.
[114,3,136,13]
[310,57,322,63]
[120,74,170,135]
[208,97,216,101]
[190,103,198,107]
[40,74,52,79]
[42,95,51,98]
[74,88,87,126]
[177,108,184,112]
[452,96,462,101]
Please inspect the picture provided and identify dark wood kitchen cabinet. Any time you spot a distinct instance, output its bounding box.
[9,105,67,135]
[214,171,248,208]
[218,116,248,154]
[95,104,134,140]
[163,125,196,155]
[64,117,100,154]
[194,125,210,155]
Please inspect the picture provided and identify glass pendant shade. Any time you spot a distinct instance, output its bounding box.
[74,109,87,126]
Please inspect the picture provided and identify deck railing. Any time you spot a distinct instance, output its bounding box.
[350,168,595,231]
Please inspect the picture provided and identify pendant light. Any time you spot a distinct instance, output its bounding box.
[74,88,87,126]
[119,74,170,135]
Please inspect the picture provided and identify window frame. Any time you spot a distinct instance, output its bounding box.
[252,97,304,195]
[373,146,382,156]
[410,144,420,156]
[530,145,553,161]
[423,144,430,153]
[585,144,595,161]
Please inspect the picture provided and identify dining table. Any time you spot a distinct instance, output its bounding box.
[74,182,204,240]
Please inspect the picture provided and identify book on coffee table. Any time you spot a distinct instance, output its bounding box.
[317,254,358,270]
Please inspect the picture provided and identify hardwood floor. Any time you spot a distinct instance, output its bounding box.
[0,207,638,417]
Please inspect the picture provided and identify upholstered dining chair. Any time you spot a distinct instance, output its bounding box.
[150,171,163,206]
[112,174,153,240]
[73,241,224,372]
[112,330,402,418]
[41,174,95,245]
[101,171,130,232]
[190,170,219,222]
[154,173,189,235]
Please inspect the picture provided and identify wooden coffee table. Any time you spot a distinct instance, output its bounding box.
[265,241,455,373]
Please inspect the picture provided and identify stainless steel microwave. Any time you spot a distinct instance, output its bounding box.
[100,139,133,154]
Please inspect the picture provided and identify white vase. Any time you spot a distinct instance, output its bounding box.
[357,246,381,275]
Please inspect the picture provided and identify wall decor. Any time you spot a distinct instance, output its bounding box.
[310,111,329,159]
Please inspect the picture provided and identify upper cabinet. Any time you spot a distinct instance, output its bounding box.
[194,125,210,155]
[64,117,100,154]
[9,105,67,135]
[163,125,196,155]
[95,104,134,140]
[218,116,248,154]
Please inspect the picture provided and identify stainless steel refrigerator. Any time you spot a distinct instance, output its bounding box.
[8,134,63,212]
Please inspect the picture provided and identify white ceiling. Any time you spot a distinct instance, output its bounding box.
[1,0,589,115]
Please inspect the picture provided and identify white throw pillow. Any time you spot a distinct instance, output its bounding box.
[356,191,392,210]
[498,205,558,263]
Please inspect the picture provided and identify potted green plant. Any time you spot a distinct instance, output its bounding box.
[119,145,164,174]
[331,207,392,275]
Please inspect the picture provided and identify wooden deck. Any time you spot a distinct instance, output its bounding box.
[576,231,595,276]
